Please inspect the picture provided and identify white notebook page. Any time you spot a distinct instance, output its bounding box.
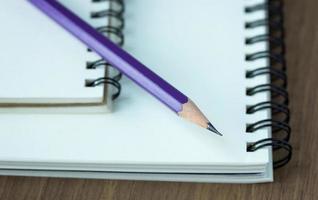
[0,0,105,103]
[0,0,271,172]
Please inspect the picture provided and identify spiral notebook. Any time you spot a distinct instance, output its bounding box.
[0,0,291,183]
[0,0,122,113]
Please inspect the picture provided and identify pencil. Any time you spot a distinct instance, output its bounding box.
[28,0,222,135]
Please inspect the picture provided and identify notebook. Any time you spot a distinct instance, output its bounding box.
[0,0,122,113]
[0,0,291,183]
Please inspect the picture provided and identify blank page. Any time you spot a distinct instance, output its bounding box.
[0,0,271,171]
[0,0,105,104]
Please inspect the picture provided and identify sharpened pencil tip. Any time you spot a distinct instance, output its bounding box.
[207,122,222,136]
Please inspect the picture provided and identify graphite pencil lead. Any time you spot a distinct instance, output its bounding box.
[207,122,222,136]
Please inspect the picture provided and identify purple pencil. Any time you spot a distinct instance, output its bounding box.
[28,0,221,135]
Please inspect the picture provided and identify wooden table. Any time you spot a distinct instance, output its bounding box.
[0,0,317,199]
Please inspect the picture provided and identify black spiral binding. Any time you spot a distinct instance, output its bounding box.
[85,0,124,100]
[245,0,292,169]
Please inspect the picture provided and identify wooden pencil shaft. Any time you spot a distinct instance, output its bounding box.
[28,0,188,113]
[28,0,219,133]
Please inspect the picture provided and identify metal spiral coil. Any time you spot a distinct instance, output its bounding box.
[85,0,125,100]
[245,0,292,168]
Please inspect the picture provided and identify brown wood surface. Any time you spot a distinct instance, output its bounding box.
[0,0,317,199]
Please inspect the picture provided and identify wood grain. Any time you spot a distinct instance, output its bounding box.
[1,0,317,199]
